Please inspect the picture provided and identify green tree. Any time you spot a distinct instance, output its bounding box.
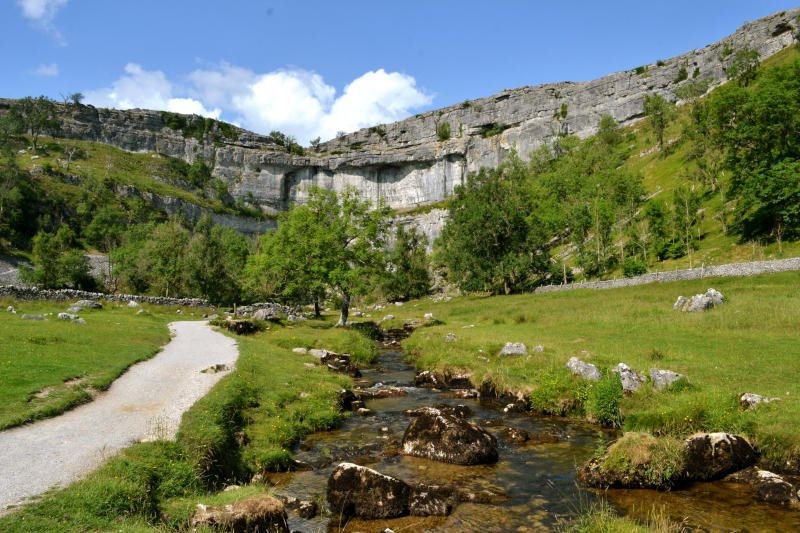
[708,59,800,249]
[247,186,390,325]
[596,114,621,146]
[19,230,94,290]
[382,224,430,301]
[187,157,212,188]
[727,47,760,86]
[184,215,249,305]
[673,186,703,267]
[642,93,675,151]
[9,96,60,151]
[438,156,550,294]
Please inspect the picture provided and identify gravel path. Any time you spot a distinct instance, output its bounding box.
[0,321,238,512]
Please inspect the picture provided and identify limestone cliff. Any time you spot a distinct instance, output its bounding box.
[1,8,797,231]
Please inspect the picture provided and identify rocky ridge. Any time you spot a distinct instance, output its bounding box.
[1,9,796,237]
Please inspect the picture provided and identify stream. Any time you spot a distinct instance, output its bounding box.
[266,347,800,532]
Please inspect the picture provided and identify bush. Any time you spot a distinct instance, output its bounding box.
[622,257,647,277]
[478,122,508,138]
[585,372,623,427]
[674,66,688,83]
[187,157,212,188]
[436,121,451,141]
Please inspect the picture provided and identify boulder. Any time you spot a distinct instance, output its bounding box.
[501,426,530,443]
[252,309,277,321]
[352,311,363,317]
[287,314,305,322]
[424,313,434,320]
[74,299,101,309]
[683,432,756,481]
[414,370,445,388]
[296,500,318,519]
[613,363,646,392]
[58,312,79,321]
[650,368,686,390]
[127,300,140,308]
[191,494,288,532]
[136,309,145,315]
[308,348,328,358]
[724,467,799,505]
[533,345,544,352]
[327,463,454,519]
[6,306,15,313]
[67,306,82,313]
[566,357,602,381]
[401,406,498,465]
[72,318,87,325]
[383,314,395,321]
[21,314,44,321]
[355,386,408,400]
[445,372,474,389]
[674,288,724,312]
[445,332,457,342]
[499,342,527,356]
[406,404,473,419]
[291,347,308,355]
[739,393,781,410]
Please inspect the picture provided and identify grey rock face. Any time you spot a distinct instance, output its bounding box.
[401,406,498,465]
[499,342,527,356]
[650,368,686,390]
[613,363,646,392]
[566,357,602,381]
[2,9,795,223]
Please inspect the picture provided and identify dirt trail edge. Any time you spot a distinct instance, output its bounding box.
[0,320,238,512]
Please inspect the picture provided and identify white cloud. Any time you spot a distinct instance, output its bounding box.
[84,63,220,119]
[86,62,432,144]
[18,0,69,45]
[188,64,432,143]
[32,63,59,76]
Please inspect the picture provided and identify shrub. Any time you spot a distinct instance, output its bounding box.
[674,66,688,83]
[436,121,451,141]
[478,122,508,138]
[656,59,666,67]
[635,65,648,75]
[622,257,647,277]
[585,372,623,427]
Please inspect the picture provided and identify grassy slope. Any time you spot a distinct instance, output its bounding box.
[0,298,208,430]
[7,135,237,214]
[0,315,374,532]
[386,271,800,466]
[559,45,800,278]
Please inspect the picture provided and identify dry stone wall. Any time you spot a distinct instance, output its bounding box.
[535,258,800,294]
[0,285,210,307]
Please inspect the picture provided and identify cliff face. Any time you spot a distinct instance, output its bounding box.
[2,8,797,224]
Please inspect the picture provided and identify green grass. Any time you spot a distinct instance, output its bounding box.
[392,271,800,466]
[0,311,375,531]
[561,501,687,532]
[8,136,239,215]
[0,298,209,430]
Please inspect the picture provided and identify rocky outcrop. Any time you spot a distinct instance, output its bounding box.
[674,288,724,312]
[613,363,646,393]
[191,494,288,532]
[650,368,687,390]
[739,392,781,410]
[401,406,498,465]
[566,357,602,381]
[1,8,796,218]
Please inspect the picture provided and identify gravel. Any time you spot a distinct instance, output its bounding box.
[0,321,238,512]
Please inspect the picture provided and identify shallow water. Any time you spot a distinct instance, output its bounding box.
[268,348,800,532]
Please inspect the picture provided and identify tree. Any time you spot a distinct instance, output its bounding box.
[596,114,621,146]
[642,93,675,151]
[19,230,94,290]
[673,186,703,267]
[247,186,390,326]
[727,47,760,86]
[184,215,249,305]
[68,92,84,105]
[382,224,430,301]
[708,59,800,248]
[438,156,550,294]
[10,96,59,151]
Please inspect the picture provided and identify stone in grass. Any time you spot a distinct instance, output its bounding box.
[424,313,434,320]
[136,309,145,315]
[74,300,102,309]
[6,305,15,313]
[191,495,288,532]
[127,300,140,308]
[499,342,527,356]
[21,314,45,321]
[673,288,724,312]
[566,357,602,381]
[739,393,781,410]
[613,363,646,393]
[291,347,308,355]
[401,406,498,465]
[445,332,457,342]
[650,368,686,391]
[383,314,395,321]
[67,306,82,313]
[72,318,87,325]
[58,312,79,321]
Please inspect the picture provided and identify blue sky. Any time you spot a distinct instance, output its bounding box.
[2,1,793,143]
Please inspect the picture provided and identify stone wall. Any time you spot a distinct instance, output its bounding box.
[534,258,800,294]
[0,285,210,307]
